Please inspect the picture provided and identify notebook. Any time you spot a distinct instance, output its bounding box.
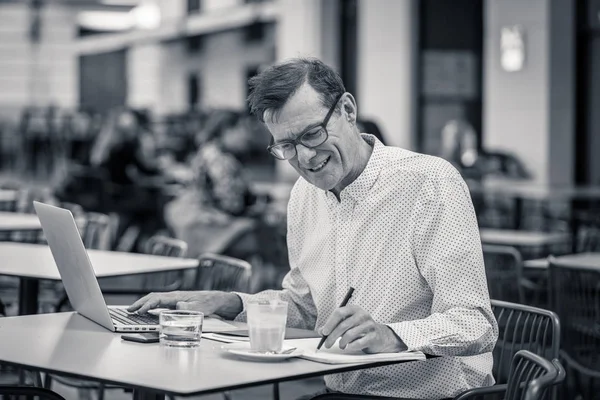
[203,327,321,343]
[287,338,427,365]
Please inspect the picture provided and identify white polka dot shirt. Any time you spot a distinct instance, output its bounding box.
[235,134,498,399]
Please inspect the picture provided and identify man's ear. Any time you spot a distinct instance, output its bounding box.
[341,93,358,125]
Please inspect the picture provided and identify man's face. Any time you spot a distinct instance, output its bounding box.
[265,84,357,192]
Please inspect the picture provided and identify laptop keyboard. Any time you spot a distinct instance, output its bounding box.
[109,308,159,325]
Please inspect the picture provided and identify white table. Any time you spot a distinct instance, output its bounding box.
[0,212,42,231]
[469,179,600,252]
[0,313,426,399]
[524,252,600,270]
[479,229,571,247]
[0,243,199,315]
[469,178,600,201]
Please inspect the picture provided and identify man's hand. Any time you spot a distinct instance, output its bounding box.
[127,290,243,319]
[320,305,407,354]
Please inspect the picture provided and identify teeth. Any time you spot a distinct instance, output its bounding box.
[310,158,328,171]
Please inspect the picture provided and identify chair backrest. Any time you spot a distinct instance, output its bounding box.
[0,385,66,400]
[138,235,189,290]
[194,253,251,293]
[548,257,600,374]
[491,300,560,384]
[483,245,525,303]
[143,235,188,258]
[79,211,111,250]
[506,350,565,400]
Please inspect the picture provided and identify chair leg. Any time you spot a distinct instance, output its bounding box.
[273,382,280,400]
[43,372,53,389]
[97,382,105,400]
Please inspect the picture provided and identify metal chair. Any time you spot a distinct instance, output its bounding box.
[548,256,600,400]
[0,385,66,400]
[310,352,564,400]
[193,253,252,293]
[490,300,560,385]
[454,350,565,400]
[482,245,525,303]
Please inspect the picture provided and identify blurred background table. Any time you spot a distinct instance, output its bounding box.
[0,242,198,315]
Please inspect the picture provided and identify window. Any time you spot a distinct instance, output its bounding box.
[187,0,201,14]
[244,22,266,43]
[186,35,204,53]
[188,73,201,108]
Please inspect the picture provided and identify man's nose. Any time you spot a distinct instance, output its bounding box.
[296,144,317,165]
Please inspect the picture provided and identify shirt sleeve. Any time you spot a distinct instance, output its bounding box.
[388,173,498,357]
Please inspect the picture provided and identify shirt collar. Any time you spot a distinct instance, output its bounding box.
[325,134,388,203]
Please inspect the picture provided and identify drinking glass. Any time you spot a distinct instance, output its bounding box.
[159,310,203,348]
[246,300,288,354]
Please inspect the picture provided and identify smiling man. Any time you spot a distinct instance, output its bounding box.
[129,58,498,400]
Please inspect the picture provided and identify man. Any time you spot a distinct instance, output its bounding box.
[129,58,498,399]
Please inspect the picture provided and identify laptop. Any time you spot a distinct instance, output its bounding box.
[33,201,160,332]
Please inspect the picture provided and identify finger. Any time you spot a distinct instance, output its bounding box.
[324,313,366,349]
[346,331,377,352]
[127,294,153,312]
[137,298,161,314]
[321,305,362,336]
[339,322,375,349]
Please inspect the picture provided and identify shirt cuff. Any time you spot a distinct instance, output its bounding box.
[386,321,431,352]
[231,291,253,322]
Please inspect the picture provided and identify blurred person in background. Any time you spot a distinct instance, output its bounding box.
[440,118,484,182]
[164,110,260,258]
[356,118,386,145]
[90,107,160,185]
[87,107,168,247]
[440,118,531,182]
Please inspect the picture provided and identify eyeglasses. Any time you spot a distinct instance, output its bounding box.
[267,93,344,160]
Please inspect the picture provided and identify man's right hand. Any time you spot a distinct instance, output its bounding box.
[127,290,243,320]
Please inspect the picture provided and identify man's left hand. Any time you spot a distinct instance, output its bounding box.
[320,305,407,354]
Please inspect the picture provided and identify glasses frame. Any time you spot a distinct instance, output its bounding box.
[266,93,345,160]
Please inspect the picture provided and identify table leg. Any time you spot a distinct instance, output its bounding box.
[133,389,165,400]
[18,278,39,315]
[514,197,523,229]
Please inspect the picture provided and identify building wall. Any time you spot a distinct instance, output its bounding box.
[190,25,276,110]
[484,0,574,185]
[357,0,418,150]
[0,2,77,117]
[131,23,276,115]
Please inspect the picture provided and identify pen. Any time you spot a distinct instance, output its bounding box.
[316,287,355,351]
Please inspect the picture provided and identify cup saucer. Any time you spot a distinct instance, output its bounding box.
[221,342,303,362]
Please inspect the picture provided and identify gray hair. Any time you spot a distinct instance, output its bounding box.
[247,57,346,123]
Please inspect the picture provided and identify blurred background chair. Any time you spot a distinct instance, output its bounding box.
[548,256,600,400]
[482,245,525,304]
[99,234,189,298]
[0,385,66,400]
[193,253,252,293]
